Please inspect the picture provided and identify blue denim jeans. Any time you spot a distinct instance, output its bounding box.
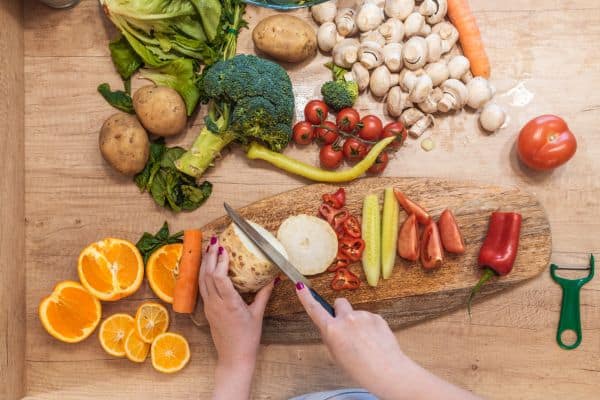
[289,389,378,400]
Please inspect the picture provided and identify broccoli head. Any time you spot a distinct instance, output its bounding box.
[321,79,359,112]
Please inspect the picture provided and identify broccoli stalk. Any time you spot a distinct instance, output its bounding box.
[321,62,359,111]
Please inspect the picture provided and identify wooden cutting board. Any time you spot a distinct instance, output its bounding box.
[194,177,551,343]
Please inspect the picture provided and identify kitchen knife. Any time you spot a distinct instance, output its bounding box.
[224,203,335,317]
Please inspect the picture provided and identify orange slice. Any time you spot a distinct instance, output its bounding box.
[151,333,190,373]
[124,330,150,363]
[98,313,134,357]
[135,302,170,344]
[78,238,144,301]
[38,281,101,343]
[146,243,183,304]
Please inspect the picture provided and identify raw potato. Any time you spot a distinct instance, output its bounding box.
[219,221,288,293]
[252,15,317,63]
[132,85,187,137]
[277,215,338,276]
[99,113,149,176]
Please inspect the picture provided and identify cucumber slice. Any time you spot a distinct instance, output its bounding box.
[381,187,399,279]
[362,194,381,287]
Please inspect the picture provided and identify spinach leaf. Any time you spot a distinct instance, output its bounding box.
[97,83,134,113]
[136,222,183,264]
[109,36,142,80]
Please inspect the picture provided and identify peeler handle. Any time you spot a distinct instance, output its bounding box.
[555,277,583,350]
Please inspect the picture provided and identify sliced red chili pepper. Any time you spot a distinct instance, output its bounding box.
[319,203,337,224]
[438,209,465,254]
[397,213,419,261]
[322,188,346,209]
[393,189,431,225]
[339,237,365,262]
[331,268,360,290]
[331,209,350,231]
[328,254,351,272]
[342,215,361,238]
[420,219,443,269]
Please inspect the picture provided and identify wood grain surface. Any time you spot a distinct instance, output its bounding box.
[193,177,551,342]
[12,0,600,399]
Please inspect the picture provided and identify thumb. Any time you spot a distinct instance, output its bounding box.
[295,283,332,332]
[249,280,274,318]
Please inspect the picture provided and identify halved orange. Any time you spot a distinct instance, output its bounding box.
[151,332,190,373]
[146,243,183,304]
[39,281,102,343]
[135,302,170,344]
[98,313,134,357]
[78,238,144,301]
[124,330,150,363]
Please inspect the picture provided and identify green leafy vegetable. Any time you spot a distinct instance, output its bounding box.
[135,140,212,212]
[97,83,134,113]
[108,36,142,80]
[136,221,183,263]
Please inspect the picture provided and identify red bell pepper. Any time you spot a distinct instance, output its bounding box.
[331,209,350,232]
[342,215,361,238]
[328,252,351,272]
[339,237,365,261]
[397,213,419,261]
[319,203,336,223]
[331,268,360,290]
[438,209,465,254]
[393,189,431,224]
[468,212,522,315]
[420,219,443,269]
[322,188,346,209]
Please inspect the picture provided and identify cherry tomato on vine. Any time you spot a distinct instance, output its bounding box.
[342,138,368,161]
[292,121,314,145]
[315,121,339,144]
[358,115,383,141]
[367,151,389,174]
[336,108,361,132]
[304,100,328,125]
[319,144,343,169]
[381,121,407,150]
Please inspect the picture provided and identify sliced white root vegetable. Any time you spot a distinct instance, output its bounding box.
[277,215,338,276]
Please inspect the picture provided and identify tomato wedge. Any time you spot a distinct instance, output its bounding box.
[342,215,361,238]
[437,209,465,254]
[322,188,346,209]
[397,214,419,261]
[331,268,360,290]
[420,220,443,269]
[339,237,365,261]
[393,189,431,224]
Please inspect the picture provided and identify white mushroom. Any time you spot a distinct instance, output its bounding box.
[425,33,442,62]
[408,74,433,103]
[356,2,385,32]
[432,21,459,53]
[479,103,507,132]
[408,114,435,137]
[398,68,425,91]
[447,55,472,81]
[370,65,400,97]
[311,1,338,25]
[419,0,448,24]
[344,63,370,92]
[402,36,428,70]
[384,0,414,20]
[424,61,449,86]
[358,41,384,69]
[332,38,359,68]
[378,18,404,43]
[417,87,442,113]
[466,77,494,109]
[404,12,430,37]
[360,30,386,47]
[437,78,468,112]
[317,22,342,53]
[335,8,358,37]
[387,86,412,117]
[400,107,424,127]
[383,42,403,72]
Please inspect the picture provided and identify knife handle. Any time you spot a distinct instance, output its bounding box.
[309,288,336,317]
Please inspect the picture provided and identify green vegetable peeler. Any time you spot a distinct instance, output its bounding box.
[550,254,594,350]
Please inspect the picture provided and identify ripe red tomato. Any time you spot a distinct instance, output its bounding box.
[367,151,389,174]
[381,122,407,150]
[336,108,361,132]
[292,121,314,145]
[315,121,339,145]
[342,138,367,161]
[319,144,343,169]
[358,115,383,141]
[517,115,577,170]
[304,100,328,125]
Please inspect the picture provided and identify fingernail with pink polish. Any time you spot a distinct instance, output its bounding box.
[295,282,305,290]
[210,236,217,245]
[274,277,281,286]
[217,246,224,255]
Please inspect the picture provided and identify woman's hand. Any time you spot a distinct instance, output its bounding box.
[295,283,480,400]
[200,236,274,400]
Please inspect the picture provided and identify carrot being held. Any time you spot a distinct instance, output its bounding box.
[173,229,202,313]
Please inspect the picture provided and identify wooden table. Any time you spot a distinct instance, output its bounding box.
[1,0,599,398]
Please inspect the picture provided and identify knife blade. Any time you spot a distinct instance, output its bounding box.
[224,203,335,317]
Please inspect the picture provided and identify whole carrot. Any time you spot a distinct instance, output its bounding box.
[173,229,202,313]
[448,0,490,78]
